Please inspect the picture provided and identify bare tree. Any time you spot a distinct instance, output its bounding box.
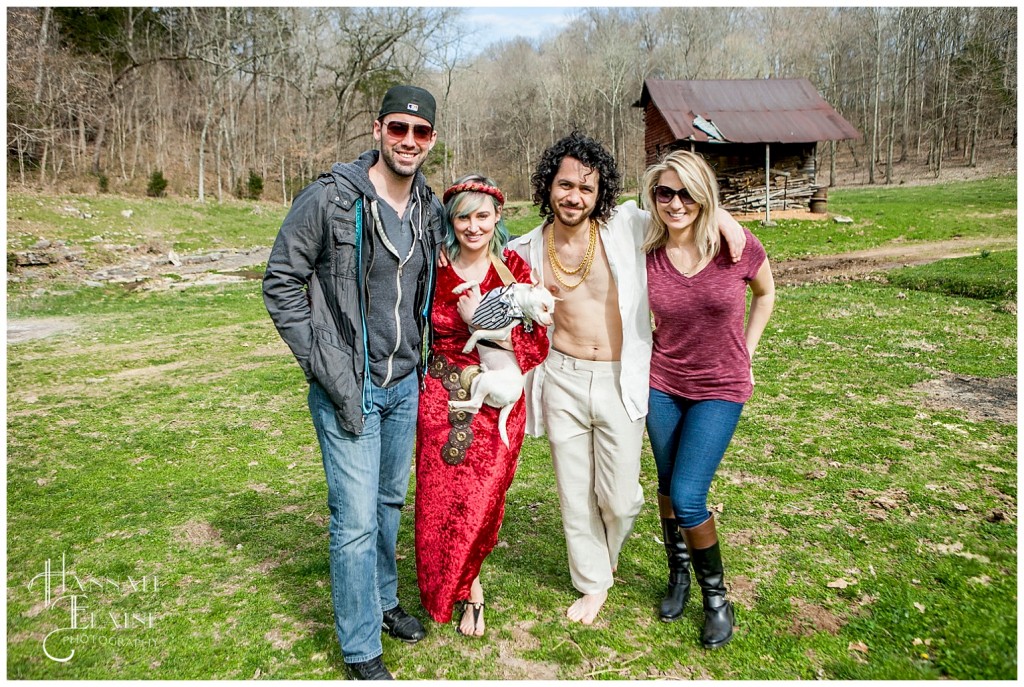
[6,7,1015,196]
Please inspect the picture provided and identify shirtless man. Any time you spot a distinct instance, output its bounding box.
[509,132,744,624]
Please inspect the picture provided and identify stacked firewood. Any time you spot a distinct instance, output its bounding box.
[717,161,816,213]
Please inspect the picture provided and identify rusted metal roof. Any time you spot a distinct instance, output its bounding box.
[635,78,861,144]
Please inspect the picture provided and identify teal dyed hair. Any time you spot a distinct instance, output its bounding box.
[442,173,509,262]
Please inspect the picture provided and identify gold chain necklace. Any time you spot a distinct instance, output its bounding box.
[547,220,598,290]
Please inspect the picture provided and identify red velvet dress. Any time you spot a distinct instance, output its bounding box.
[415,249,549,623]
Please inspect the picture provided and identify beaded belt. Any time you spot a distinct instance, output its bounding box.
[427,354,477,466]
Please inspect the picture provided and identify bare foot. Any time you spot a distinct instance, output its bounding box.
[458,577,486,637]
[566,590,608,625]
[458,601,485,637]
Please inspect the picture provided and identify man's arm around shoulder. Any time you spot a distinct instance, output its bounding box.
[507,223,544,267]
[716,207,746,262]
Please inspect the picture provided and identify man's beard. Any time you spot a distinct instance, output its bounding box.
[554,203,591,228]
[380,141,422,178]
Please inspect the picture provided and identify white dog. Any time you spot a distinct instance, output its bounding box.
[448,280,555,447]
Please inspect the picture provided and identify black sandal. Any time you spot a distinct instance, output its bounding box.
[456,600,485,636]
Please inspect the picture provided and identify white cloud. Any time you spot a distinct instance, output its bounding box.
[461,7,579,51]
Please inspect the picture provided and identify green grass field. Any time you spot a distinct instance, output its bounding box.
[757,176,1017,260]
[6,177,1017,679]
[888,249,1017,300]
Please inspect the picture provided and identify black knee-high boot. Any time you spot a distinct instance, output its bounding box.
[657,492,691,621]
[682,516,734,649]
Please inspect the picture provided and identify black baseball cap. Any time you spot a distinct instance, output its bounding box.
[378,85,436,127]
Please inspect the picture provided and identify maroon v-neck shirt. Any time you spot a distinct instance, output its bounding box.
[646,228,766,403]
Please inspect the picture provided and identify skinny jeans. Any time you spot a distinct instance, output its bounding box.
[645,388,743,528]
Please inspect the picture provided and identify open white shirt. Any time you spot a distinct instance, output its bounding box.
[508,200,653,437]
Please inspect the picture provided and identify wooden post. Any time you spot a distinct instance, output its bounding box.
[764,143,771,225]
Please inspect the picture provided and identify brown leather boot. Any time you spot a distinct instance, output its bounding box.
[682,516,735,649]
[657,492,691,621]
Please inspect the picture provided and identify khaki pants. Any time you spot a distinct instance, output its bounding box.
[542,349,645,594]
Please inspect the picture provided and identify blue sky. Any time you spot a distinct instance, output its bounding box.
[460,7,581,52]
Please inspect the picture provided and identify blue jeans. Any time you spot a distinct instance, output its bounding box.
[645,389,744,529]
[308,372,418,664]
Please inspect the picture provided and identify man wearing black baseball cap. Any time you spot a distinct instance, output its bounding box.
[264,85,442,680]
[378,84,436,125]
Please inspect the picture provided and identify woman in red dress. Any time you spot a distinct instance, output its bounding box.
[415,174,549,637]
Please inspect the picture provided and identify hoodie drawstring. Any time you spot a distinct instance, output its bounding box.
[355,198,373,416]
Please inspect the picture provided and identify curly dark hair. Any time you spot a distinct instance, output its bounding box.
[531,131,622,224]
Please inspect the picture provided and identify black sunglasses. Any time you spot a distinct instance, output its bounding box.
[384,120,434,145]
[653,185,697,205]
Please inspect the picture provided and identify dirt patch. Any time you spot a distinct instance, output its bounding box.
[8,317,78,343]
[728,574,758,610]
[264,627,301,651]
[920,540,991,563]
[171,520,226,548]
[773,236,1018,286]
[494,648,560,679]
[726,529,756,547]
[718,469,770,486]
[108,360,191,381]
[911,373,1016,424]
[248,483,276,494]
[485,639,562,680]
[645,662,713,680]
[264,613,314,651]
[847,487,910,521]
[507,620,542,650]
[787,597,846,636]
[256,557,281,574]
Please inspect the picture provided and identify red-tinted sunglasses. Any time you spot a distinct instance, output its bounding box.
[384,120,434,145]
[654,185,697,205]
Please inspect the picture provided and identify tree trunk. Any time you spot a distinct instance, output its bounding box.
[68,107,78,172]
[884,11,901,185]
[33,7,51,105]
[868,11,882,185]
[280,155,287,205]
[18,136,27,186]
[829,140,836,187]
[78,115,87,170]
[198,106,212,202]
[898,9,913,163]
[936,43,951,178]
[216,121,224,203]
[40,141,48,186]
[885,107,896,185]
[92,118,106,175]
[969,95,982,168]
[131,105,142,179]
[155,68,166,171]
[117,103,128,180]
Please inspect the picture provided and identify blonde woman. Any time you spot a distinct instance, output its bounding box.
[641,150,775,648]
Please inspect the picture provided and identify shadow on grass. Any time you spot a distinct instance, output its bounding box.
[202,440,588,678]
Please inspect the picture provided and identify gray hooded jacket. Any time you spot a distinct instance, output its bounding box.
[263,151,444,434]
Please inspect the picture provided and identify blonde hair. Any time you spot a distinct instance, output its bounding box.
[640,150,720,259]
[442,173,509,262]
